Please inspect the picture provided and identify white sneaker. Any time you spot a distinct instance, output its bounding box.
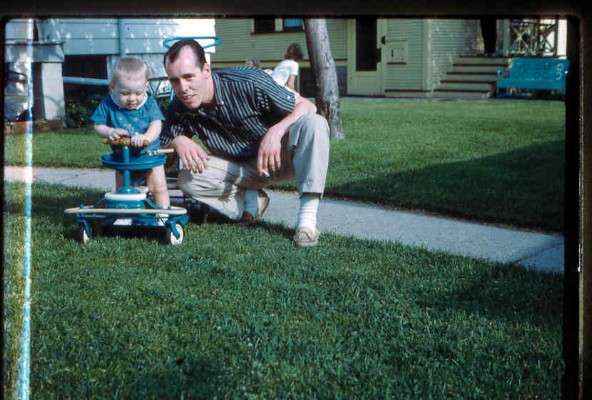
[293,226,320,247]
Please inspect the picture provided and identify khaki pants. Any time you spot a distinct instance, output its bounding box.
[177,113,330,220]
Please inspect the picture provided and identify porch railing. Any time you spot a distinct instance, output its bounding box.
[500,18,561,57]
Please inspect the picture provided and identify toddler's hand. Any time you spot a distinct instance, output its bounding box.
[131,134,148,148]
[108,128,129,141]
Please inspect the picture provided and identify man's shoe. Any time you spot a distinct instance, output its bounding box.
[240,190,270,224]
[257,190,270,218]
[293,226,320,247]
[240,211,256,224]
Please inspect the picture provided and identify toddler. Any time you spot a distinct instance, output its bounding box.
[92,57,170,208]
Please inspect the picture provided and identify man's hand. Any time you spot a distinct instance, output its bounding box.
[257,124,285,176]
[256,92,316,176]
[172,135,210,173]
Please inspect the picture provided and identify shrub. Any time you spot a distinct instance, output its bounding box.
[64,93,103,128]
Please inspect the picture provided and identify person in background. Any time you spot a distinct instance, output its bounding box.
[480,17,498,56]
[245,58,262,68]
[92,57,170,209]
[271,43,304,90]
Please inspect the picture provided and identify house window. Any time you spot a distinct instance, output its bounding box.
[252,18,304,34]
[253,18,276,34]
[282,18,304,31]
[63,55,108,98]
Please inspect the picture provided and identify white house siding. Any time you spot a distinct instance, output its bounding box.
[383,19,426,91]
[56,18,216,77]
[6,18,216,77]
[58,19,120,55]
[5,19,33,40]
[4,18,215,121]
[425,19,478,91]
[57,18,215,54]
[212,18,348,69]
[320,19,348,64]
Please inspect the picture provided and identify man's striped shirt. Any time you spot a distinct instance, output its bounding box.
[161,67,296,160]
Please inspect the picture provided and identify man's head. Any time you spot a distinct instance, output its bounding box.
[164,40,213,110]
[164,39,207,70]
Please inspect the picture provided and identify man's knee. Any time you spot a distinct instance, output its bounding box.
[177,169,231,197]
[177,169,196,195]
[290,113,330,148]
[301,113,329,134]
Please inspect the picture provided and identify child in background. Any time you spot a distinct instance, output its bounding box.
[92,57,170,208]
[245,58,262,68]
[270,43,304,90]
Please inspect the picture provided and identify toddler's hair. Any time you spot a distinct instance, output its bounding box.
[111,57,149,86]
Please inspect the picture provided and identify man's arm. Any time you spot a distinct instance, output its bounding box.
[257,92,317,175]
[285,75,296,90]
[160,99,211,173]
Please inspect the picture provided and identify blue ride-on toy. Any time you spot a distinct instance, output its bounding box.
[64,138,189,244]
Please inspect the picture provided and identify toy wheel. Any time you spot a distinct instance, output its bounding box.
[165,223,184,245]
[77,224,91,244]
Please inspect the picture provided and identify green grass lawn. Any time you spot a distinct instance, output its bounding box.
[4,99,565,232]
[4,99,565,398]
[328,100,565,232]
[3,182,563,399]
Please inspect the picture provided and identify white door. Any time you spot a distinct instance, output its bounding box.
[347,18,385,96]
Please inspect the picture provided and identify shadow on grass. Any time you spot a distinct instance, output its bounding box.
[4,182,101,223]
[4,184,563,397]
[4,182,563,326]
[126,356,225,399]
[412,256,563,330]
[327,140,564,232]
[3,182,298,243]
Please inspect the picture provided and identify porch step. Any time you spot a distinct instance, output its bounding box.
[432,56,510,99]
[452,64,508,74]
[456,56,510,66]
[432,89,492,100]
[438,81,495,91]
[444,72,498,83]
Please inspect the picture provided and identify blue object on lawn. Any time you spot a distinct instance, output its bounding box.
[64,143,189,244]
[496,57,570,95]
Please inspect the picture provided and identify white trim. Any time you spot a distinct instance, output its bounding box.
[104,192,147,201]
[64,206,188,215]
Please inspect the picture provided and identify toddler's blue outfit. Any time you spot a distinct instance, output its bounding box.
[91,95,164,154]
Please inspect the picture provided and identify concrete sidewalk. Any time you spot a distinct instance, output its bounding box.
[4,166,564,274]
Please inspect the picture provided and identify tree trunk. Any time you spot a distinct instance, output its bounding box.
[304,18,345,140]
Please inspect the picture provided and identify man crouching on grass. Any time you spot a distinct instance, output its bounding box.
[160,39,330,247]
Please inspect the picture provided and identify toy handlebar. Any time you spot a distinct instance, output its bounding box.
[103,138,150,148]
